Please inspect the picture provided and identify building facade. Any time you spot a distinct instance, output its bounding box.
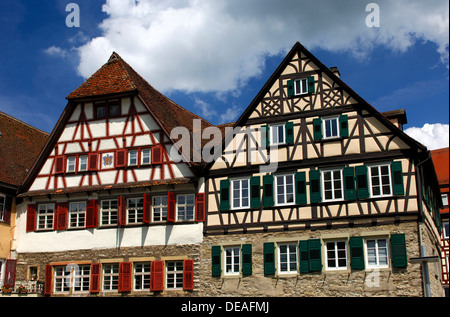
[199,42,444,297]
[13,53,209,297]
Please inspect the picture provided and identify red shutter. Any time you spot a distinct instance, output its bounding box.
[3,195,12,225]
[116,150,127,168]
[117,196,127,226]
[54,202,68,230]
[195,193,205,222]
[151,145,163,164]
[4,259,17,288]
[54,156,65,174]
[88,153,98,171]
[167,192,176,222]
[44,265,53,295]
[183,259,194,291]
[26,204,37,232]
[86,200,99,228]
[143,193,151,224]
[118,262,132,293]
[150,261,164,292]
[90,263,101,293]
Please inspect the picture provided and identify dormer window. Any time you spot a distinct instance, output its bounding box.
[94,99,121,119]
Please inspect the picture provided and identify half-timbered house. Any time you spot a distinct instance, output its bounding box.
[199,42,444,297]
[13,53,209,296]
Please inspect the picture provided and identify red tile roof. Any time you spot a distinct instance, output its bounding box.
[431,147,449,186]
[0,111,49,187]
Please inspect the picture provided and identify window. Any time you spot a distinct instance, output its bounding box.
[73,265,91,293]
[101,200,118,226]
[442,194,449,207]
[67,156,76,173]
[278,243,298,274]
[54,266,71,293]
[127,197,143,224]
[232,179,250,209]
[323,117,339,139]
[79,155,88,172]
[325,241,348,270]
[166,261,184,290]
[153,196,168,222]
[322,169,344,201]
[0,195,5,222]
[294,78,308,96]
[142,149,151,165]
[365,238,389,269]
[69,202,86,229]
[109,102,120,117]
[129,150,138,166]
[96,104,107,119]
[134,262,151,291]
[369,164,392,197]
[177,194,195,221]
[95,100,121,119]
[37,204,54,230]
[443,222,449,240]
[224,246,241,276]
[270,124,286,145]
[275,174,295,205]
[103,264,119,291]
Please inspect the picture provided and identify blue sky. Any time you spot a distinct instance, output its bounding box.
[0,0,448,149]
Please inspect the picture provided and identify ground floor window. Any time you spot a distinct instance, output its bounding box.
[365,238,389,269]
[103,263,119,291]
[134,262,151,291]
[166,261,184,290]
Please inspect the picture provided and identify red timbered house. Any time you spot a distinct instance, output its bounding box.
[14,53,209,296]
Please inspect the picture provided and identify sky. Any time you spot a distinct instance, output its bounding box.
[0,0,448,150]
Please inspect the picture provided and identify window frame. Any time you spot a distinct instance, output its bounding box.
[365,238,390,269]
[0,194,5,222]
[37,203,55,231]
[66,156,76,173]
[270,123,286,146]
[128,150,138,166]
[152,195,168,222]
[323,116,340,140]
[141,148,151,165]
[176,194,195,221]
[100,199,118,227]
[127,197,144,225]
[224,246,241,276]
[68,201,87,229]
[165,261,184,290]
[231,178,250,210]
[443,221,449,240]
[321,168,344,202]
[275,174,295,206]
[134,262,151,292]
[277,242,298,275]
[368,163,393,198]
[325,240,348,271]
[294,78,308,96]
[102,263,119,292]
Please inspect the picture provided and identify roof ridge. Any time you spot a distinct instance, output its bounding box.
[0,110,50,136]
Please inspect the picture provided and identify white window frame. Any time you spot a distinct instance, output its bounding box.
[53,266,71,294]
[443,221,449,240]
[166,261,184,290]
[68,201,86,229]
[368,163,393,198]
[67,156,76,173]
[275,174,295,206]
[134,262,151,291]
[129,150,138,166]
[270,124,286,146]
[323,116,340,139]
[79,155,88,172]
[442,194,449,207]
[142,149,151,165]
[365,238,390,269]
[278,242,298,274]
[325,240,348,271]
[102,263,119,292]
[100,199,118,226]
[152,195,168,222]
[0,194,6,222]
[231,178,250,210]
[72,265,91,293]
[176,194,195,221]
[37,203,55,231]
[127,197,143,224]
[322,169,344,202]
[224,246,241,276]
[294,78,308,96]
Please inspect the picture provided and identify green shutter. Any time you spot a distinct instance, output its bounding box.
[263,175,274,207]
[261,125,270,148]
[287,80,295,97]
[309,170,322,204]
[263,242,275,275]
[308,239,322,272]
[285,121,294,144]
[242,244,253,275]
[212,246,222,277]
[340,115,349,138]
[250,176,261,209]
[299,240,310,274]
[343,167,357,201]
[390,234,408,268]
[391,161,405,196]
[220,179,230,211]
[308,76,315,94]
[355,165,370,199]
[313,118,323,141]
[349,237,365,271]
[295,172,307,205]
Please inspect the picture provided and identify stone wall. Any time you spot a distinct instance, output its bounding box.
[199,222,443,297]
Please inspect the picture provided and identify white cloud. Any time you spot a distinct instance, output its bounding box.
[405,123,449,150]
[44,46,68,58]
[75,0,449,94]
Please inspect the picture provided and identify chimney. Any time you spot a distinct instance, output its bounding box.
[330,67,340,78]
